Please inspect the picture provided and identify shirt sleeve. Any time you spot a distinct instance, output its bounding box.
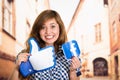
[76,57,81,77]
[76,68,81,77]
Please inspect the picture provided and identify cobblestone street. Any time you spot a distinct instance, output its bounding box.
[81,76,111,80]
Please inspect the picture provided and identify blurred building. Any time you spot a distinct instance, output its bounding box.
[67,0,120,80]
[108,0,120,80]
[67,0,111,78]
[0,0,49,79]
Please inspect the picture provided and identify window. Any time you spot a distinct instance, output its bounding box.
[103,0,108,7]
[95,23,102,43]
[112,21,118,43]
[26,19,31,37]
[3,0,15,37]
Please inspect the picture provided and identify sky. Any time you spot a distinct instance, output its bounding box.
[49,0,80,29]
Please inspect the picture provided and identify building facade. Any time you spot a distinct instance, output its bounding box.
[108,0,120,80]
[67,0,111,78]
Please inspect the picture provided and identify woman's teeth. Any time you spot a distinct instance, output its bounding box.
[46,35,53,39]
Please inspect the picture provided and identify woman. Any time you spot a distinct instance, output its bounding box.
[9,9,81,80]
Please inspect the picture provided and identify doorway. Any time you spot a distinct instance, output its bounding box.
[93,57,108,76]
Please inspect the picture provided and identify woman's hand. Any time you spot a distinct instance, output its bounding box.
[69,56,81,80]
[16,53,31,66]
[70,56,81,71]
[9,53,30,80]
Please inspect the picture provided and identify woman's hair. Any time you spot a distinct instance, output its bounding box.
[25,9,68,53]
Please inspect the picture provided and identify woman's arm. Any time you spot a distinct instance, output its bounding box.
[70,70,80,80]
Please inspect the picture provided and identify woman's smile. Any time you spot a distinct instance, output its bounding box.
[45,35,54,39]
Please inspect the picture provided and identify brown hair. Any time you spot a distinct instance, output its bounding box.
[25,9,68,53]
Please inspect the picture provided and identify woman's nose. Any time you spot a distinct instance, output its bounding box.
[45,28,51,34]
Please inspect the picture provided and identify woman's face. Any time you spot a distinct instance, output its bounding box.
[39,18,60,46]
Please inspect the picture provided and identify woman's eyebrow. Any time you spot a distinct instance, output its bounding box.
[50,23,58,25]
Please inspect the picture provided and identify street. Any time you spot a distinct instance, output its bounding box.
[81,76,111,80]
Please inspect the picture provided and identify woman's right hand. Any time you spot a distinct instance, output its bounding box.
[16,53,31,66]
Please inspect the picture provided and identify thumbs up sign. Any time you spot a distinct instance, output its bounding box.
[19,37,56,77]
[29,38,56,70]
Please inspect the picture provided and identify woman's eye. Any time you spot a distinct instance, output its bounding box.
[41,26,45,29]
[51,25,56,28]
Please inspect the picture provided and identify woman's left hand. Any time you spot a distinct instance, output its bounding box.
[70,56,81,71]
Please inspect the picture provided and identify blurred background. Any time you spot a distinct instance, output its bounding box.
[0,0,120,80]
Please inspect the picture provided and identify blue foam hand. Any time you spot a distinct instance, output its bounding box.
[19,37,56,77]
[29,38,56,71]
[62,40,80,59]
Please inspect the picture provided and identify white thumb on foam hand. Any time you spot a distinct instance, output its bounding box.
[29,38,40,54]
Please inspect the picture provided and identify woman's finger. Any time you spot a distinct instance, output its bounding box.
[16,53,31,65]
[71,57,81,69]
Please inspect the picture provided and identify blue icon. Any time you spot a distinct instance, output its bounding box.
[62,40,80,59]
[19,37,56,77]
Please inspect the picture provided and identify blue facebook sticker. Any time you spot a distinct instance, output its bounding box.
[62,40,80,59]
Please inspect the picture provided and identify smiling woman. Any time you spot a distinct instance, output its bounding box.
[9,9,81,80]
